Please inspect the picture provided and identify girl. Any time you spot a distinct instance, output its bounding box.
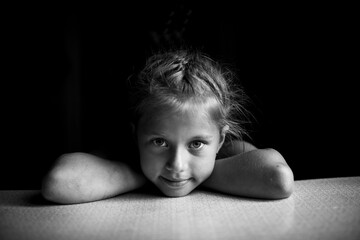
[42,49,294,204]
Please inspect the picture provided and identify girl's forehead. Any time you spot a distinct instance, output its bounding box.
[138,101,219,132]
[141,106,208,124]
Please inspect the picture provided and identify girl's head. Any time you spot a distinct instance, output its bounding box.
[129,49,249,197]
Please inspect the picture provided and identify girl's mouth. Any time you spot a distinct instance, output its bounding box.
[160,176,192,188]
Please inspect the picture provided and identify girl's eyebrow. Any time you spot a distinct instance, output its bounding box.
[191,135,214,141]
[143,131,167,137]
[143,132,214,141]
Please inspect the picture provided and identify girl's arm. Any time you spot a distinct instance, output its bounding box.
[41,152,146,204]
[202,141,294,199]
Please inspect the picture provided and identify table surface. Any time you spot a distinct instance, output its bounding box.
[1,177,359,240]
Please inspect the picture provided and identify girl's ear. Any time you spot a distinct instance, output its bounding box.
[217,125,229,153]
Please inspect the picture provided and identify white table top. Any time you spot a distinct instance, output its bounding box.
[1,177,359,240]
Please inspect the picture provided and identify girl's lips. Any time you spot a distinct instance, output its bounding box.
[160,176,192,188]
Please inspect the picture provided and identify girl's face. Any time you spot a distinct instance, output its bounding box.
[137,106,226,197]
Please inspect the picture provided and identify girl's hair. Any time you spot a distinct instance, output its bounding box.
[128,49,251,142]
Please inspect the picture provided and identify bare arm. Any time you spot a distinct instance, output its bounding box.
[202,141,294,199]
[42,152,146,204]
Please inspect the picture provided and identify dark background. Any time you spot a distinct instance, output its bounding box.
[2,2,358,189]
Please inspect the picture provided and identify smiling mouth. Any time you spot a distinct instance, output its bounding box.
[160,176,192,188]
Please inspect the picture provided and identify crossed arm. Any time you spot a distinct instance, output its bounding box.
[42,153,146,204]
[42,141,294,204]
[202,141,294,199]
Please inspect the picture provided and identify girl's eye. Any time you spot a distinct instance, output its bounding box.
[189,141,204,149]
[152,138,168,147]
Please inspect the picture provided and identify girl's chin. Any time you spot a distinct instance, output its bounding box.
[156,178,198,197]
[161,189,193,197]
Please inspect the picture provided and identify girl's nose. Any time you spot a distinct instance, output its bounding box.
[165,148,188,173]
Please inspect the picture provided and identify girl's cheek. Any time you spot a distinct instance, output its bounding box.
[191,157,216,177]
[140,153,165,173]
[140,157,158,181]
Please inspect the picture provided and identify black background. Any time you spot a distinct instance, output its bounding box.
[2,2,358,189]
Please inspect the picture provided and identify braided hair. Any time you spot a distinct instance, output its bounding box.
[128,49,251,142]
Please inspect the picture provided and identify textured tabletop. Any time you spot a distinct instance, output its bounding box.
[1,177,360,240]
